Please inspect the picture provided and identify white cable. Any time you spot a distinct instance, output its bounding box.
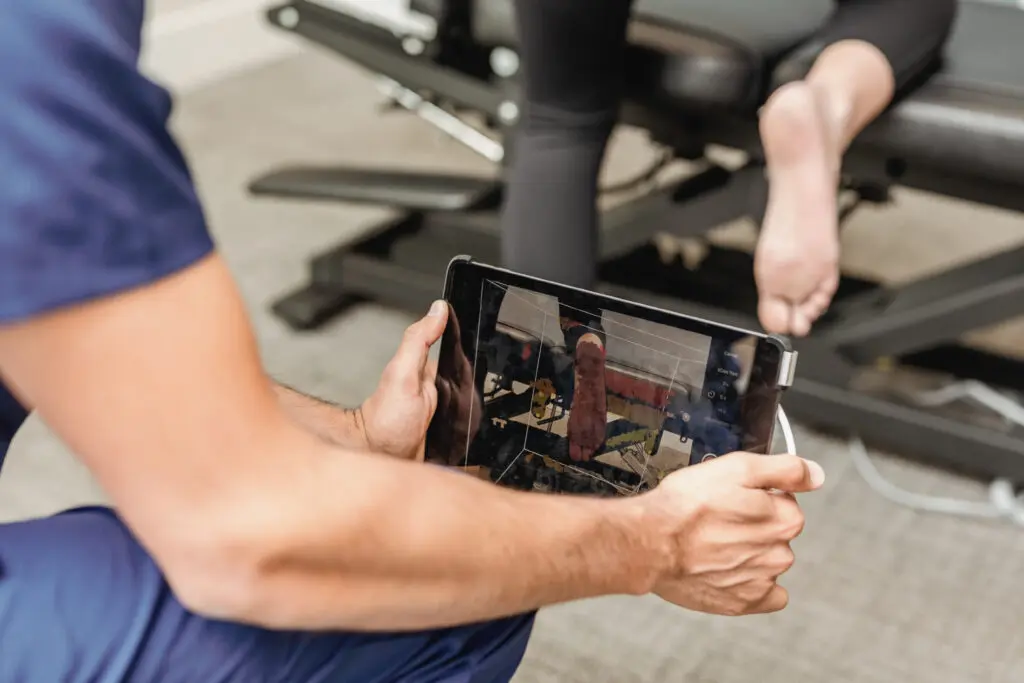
[776,405,797,455]
[845,380,1024,527]
[848,436,1024,523]
[911,379,1024,429]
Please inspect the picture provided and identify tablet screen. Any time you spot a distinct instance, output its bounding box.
[428,260,785,496]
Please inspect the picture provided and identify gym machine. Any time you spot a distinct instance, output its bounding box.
[248,0,1024,482]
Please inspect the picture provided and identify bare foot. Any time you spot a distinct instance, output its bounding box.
[755,80,841,337]
[567,332,607,462]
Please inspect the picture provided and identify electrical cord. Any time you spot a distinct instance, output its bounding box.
[910,380,1024,429]
[848,381,1024,526]
[848,436,1024,525]
[778,388,1024,525]
[776,405,797,455]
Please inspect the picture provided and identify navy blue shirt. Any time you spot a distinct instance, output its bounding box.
[0,0,214,467]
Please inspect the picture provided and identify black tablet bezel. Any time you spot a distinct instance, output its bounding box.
[436,256,790,465]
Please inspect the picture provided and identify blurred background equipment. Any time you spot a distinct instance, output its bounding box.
[247,0,1024,489]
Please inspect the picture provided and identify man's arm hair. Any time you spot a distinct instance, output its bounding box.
[272,383,368,450]
[0,254,661,631]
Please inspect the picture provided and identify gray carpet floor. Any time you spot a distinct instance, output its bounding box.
[3,47,1024,683]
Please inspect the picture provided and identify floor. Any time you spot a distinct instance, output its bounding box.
[3,2,1024,682]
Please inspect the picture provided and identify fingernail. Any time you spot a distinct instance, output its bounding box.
[804,459,826,488]
[428,300,446,317]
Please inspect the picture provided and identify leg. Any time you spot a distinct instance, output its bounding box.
[501,0,630,456]
[0,507,534,683]
[501,0,634,289]
[565,330,607,462]
[754,0,958,336]
[557,300,608,463]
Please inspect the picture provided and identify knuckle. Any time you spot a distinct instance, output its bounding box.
[715,590,753,617]
[775,454,802,480]
[722,601,747,617]
[777,503,806,540]
[755,580,776,601]
[735,581,775,612]
[728,452,757,479]
[787,512,806,539]
[741,457,760,481]
[788,456,809,481]
[771,545,796,573]
[403,323,423,343]
[768,588,790,613]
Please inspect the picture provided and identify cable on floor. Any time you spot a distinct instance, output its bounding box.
[845,380,1024,527]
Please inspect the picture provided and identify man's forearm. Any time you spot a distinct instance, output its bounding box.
[272,382,368,450]
[207,427,659,633]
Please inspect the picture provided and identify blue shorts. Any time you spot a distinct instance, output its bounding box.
[0,507,534,683]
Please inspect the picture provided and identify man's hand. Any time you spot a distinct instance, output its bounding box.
[636,452,825,616]
[358,300,448,461]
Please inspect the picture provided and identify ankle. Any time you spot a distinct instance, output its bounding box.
[804,39,896,149]
[806,79,849,168]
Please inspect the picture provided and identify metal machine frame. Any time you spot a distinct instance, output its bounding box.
[249,0,1024,483]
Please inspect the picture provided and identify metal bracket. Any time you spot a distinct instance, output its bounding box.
[778,350,799,388]
[376,77,504,163]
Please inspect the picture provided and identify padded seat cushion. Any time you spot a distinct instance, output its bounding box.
[472,0,833,111]
[856,1,1024,184]
[635,0,833,56]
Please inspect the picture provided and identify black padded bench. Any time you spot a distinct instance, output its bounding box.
[249,0,1024,483]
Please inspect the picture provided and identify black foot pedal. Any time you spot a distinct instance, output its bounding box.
[249,167,498,212]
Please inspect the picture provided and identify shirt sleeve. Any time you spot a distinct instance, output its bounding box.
[0,1,215,323]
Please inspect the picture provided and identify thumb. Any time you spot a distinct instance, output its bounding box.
[424,358,439,383]
[387,301,448,391]
[739,453,825,493]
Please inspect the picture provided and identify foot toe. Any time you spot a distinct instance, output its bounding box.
[790,310,813,337]
[758,296,793,335]
[807,287,834,319]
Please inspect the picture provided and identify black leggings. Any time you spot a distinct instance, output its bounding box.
[500,0,959,289]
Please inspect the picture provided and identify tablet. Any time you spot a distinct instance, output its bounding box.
[427,256,797,496]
